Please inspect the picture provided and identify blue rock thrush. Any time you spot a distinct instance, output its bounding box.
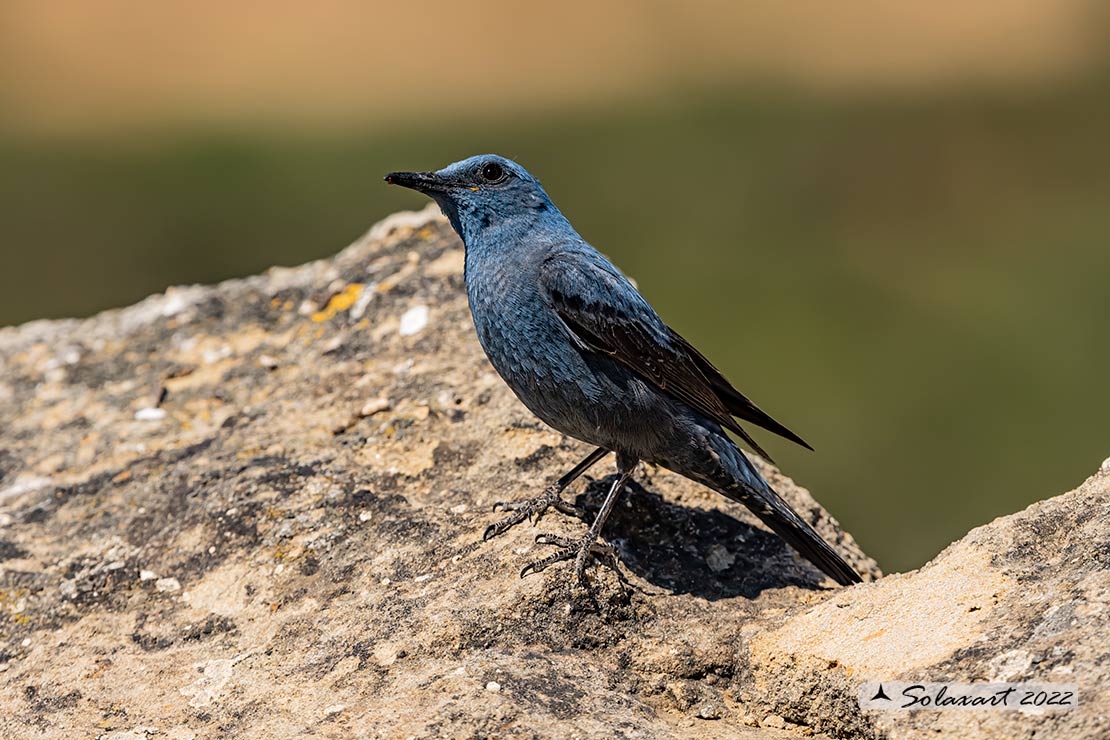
[385,155,861,588]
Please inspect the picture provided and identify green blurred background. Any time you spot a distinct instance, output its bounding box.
[2,2,1108,572]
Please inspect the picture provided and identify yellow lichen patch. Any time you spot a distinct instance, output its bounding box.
[0,588,30,625]
[272,544,296,561]
[311,283,364,322]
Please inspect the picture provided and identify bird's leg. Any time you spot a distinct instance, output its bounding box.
[528,534,632,590]
[483,447,609,541]
[522,454,638,590]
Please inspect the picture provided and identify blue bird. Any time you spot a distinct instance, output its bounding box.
[385,155,861,588]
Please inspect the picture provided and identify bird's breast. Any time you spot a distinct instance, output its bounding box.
[462,242,670,453]
[466,257,584,398]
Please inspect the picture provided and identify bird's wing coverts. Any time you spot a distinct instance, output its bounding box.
[539,250,811,461]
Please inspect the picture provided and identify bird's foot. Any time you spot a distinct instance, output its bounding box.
[521,533,630,592]
[483,484,585,541]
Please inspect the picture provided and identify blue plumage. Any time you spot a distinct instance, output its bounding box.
[385,155,860,588]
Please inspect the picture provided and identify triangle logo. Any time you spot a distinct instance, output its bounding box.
[871,684,891,701]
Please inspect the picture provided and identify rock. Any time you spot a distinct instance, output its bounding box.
[398,304,429,336]
[154,577,181,593]
[358,397,391,418]
[133,407,167,422]
[0,206,1104,739]
[762,714,788,729]
[257,354,280,370]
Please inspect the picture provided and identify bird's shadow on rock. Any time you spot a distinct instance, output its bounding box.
[573,475,827,600]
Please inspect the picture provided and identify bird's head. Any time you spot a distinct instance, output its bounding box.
[385,155,557,243]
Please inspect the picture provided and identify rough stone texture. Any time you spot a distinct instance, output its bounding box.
[0,205,1105,740]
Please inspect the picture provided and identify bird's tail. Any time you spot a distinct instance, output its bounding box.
[698,434,862,586]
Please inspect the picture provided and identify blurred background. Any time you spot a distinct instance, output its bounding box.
[2,1,1108,572]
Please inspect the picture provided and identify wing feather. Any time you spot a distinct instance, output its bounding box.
[540,251,810,461]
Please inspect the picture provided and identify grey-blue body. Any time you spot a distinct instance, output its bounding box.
[386,155,860,587]
[466,223,760,493]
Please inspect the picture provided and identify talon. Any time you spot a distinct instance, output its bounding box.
[535,533,574,548]
[552,499,585,518]
[482,487,581,541]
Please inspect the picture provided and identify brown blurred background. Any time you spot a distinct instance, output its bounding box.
[2,1,1108,571]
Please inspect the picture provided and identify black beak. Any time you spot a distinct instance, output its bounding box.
[383,171,450,194]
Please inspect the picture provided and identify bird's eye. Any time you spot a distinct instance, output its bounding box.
[480,162,506,182]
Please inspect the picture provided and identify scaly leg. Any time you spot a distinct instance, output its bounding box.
[482,447,609,541]
[521,453,638,590]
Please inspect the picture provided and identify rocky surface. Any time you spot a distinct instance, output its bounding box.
[0,205,1106,739]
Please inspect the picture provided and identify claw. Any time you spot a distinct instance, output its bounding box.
[518,532,629,592]
[499,451,633,597]
[482,488,581,543]
[551,499,585,518]
[535,533,574,548]
[520,547,571,578]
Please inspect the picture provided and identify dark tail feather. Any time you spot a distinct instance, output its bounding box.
[731,486,863,586]
[701,437,861,586]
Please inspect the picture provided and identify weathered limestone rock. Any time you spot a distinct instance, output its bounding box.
[0,205,1105,739]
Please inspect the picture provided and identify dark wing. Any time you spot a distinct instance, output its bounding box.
[664,330,813,451]
[540,250,811,462]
